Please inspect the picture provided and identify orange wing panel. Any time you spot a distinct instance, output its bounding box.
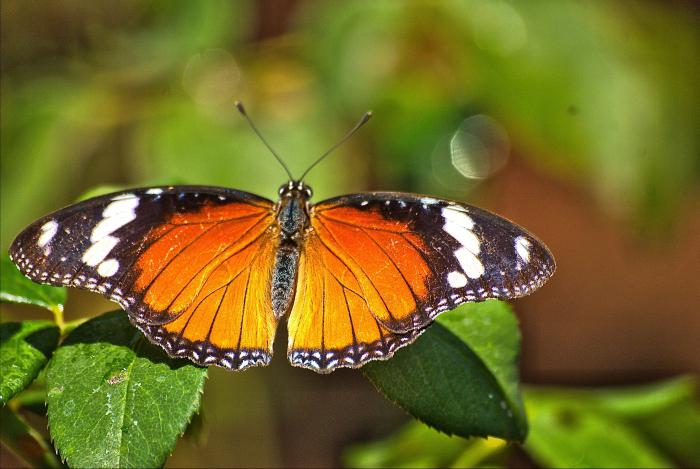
[287,234,424,373]
[139,229,279,371]
[311,208,432,333]
[316,206,410,231]
[126,200,279,371]
[133,205,272,323]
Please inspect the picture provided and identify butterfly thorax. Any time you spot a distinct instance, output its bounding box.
[271,181,312,318]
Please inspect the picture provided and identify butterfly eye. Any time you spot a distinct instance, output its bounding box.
[304,186,313,198]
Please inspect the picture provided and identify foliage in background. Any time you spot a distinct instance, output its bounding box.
[346,377,700,468]
[303,1,700,235]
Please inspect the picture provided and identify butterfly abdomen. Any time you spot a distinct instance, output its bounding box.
[271,184,310,319]
[272,244,300,319]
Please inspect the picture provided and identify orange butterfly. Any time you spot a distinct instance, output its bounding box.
[9,104,555,373]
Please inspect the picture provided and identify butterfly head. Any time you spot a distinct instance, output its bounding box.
[278,180,313,200]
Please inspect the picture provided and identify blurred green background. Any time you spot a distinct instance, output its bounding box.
[1,0,698,467]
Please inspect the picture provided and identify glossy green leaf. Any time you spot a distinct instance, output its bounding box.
[363,300,527,441]
[524,388,673,468]
[46,311,207,468]
[1,255,66,313]
[437,300,527,432]
[0,321,59,405]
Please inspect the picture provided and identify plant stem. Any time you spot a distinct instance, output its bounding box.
[50,306,65,334]
[61,317,88,336]
[450,438,507,468]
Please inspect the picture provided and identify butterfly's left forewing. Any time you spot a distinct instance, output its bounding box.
[286,192,555,372]
[10,186,280,370]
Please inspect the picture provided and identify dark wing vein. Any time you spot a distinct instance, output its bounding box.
[205,283,230,342]
[341,287,359,352]
[177,283,229,336]
[235,269,253,352]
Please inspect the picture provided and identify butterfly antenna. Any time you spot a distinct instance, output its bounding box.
[235,101,294,180]
[299,111,373,181]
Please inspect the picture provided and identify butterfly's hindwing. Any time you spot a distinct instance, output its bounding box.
[134,229,279,371]
[287,233,426,373]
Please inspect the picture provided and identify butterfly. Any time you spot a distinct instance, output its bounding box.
[8,103,555,373]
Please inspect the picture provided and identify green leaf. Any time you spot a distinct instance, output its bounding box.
[581,376,700,467]
[363,300,527,441]
[636,397,700,467]
[344,420,466,468]
[437,300,527,433]
[524,388,674,468]
[46,311,207,468]
[0,321,59,405]
[579,375,696,418]
[1,255,66,313]
[343,420,507,468]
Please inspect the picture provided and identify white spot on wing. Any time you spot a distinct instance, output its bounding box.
[102,197,139,218]
[83,196,139,267]
[447,271,468,288]
[37,220,58,248]
[146,188,164,195]
[91,210,136,242]
[420,197,440,206]
[454,247,485,279]
[82,236,119,266]
[97,259,119,277]
[443,221,480,254]
[515,236,531,262]
[441,207,475,229]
